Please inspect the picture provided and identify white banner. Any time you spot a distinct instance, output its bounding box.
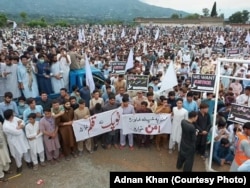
[72,109,122,142]
[73,110,172,141]
[121,113,172,135]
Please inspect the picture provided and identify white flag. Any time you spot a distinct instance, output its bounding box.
[125,48,134,72]
[245,32,250,45]
[112,33,116,41]
[100,28,105,36]
[143,41,147,54]
[154,28,159,40]
[159,61,178,92]
[121,28,125,38]
[219,35,225,45]
[78,29,83,42]
[115,54,119,61]
[133,34,137,42]
[81,28,86,42]
[136,27,139,35]
[85,54,95,93]
[13,21,17,29]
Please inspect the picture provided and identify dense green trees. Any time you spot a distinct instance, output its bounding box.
[229,10,249,23]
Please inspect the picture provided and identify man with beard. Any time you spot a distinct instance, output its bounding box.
[0,92,19,118]
[2,56,21,99]
[17,55,39,98]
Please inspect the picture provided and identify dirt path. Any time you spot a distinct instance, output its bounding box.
[1,142,211,188]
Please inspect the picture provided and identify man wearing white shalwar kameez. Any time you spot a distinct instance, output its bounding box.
[17,55,39,98]
[3,58,21,99]
[25,113,45,170]
[50,55,64,94]
[3,109,31,173]
[169,98,188,153]
[0,122,11,182]
[0,63,6,102]
[57,49,71,91]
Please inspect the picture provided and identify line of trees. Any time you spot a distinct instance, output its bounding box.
[169,1,249,23]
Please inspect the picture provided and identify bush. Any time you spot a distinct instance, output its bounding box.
[54,20,70,27]
[27,20,47,27]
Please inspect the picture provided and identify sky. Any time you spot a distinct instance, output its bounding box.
[140,0,250,18]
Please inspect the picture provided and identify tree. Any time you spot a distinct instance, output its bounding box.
[210,1,218,17]
[41,17,45,22]
[54,20,70,27]
[20,12,27,22]
[229,10,249,23]
[219,13,224,19]
[0,13,7,27]
[184,13,200,19]
[229,11,243,23]
[170,13,179,19]
[242,10,250,23]
[202,8,210,17]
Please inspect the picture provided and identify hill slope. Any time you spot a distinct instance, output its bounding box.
[0,0,189,21]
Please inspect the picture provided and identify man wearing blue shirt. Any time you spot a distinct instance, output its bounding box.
[183,91,199,112]
[0,92,19,118]
[23,97,43,124]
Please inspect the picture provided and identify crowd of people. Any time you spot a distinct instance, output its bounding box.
[0,24,250,181]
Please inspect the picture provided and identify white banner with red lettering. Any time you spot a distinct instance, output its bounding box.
[121,113,172,135]
[72,110,172,142]
[72,109,122,142]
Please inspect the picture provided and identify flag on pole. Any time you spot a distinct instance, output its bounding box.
[81,28,86,42]
[143,41,147,54]
[115,54,119,61]
[125,48,134,72]
[78,29,83,42]
[159,61,178,92]
[133,34,137,42]
[154,28,159,40]
[85,54,95,93]
[219,35,225,45]
[121,28,125,38]
[100,28,105,36]
[245,32,250,45]
[13,21,17,29]
[112,33,116,41]
[135,27,139,35]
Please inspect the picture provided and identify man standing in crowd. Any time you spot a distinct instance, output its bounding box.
[0,120,11,182]
[119,96,135,150]
[17,55,39,98]
[230,122,250,171]
[176,111,198,172]
[39,108,61,165]
[68,45,83,70]
[23,97,43,124]
[73,99,92,155]
[0,92,19,118]
[155,96,172,151]
[3,56,21,99]
[195,103,211,160]
[3,109,32,173]
[103,94,120,149]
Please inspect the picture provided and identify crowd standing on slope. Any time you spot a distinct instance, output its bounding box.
[0,25,250,181]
